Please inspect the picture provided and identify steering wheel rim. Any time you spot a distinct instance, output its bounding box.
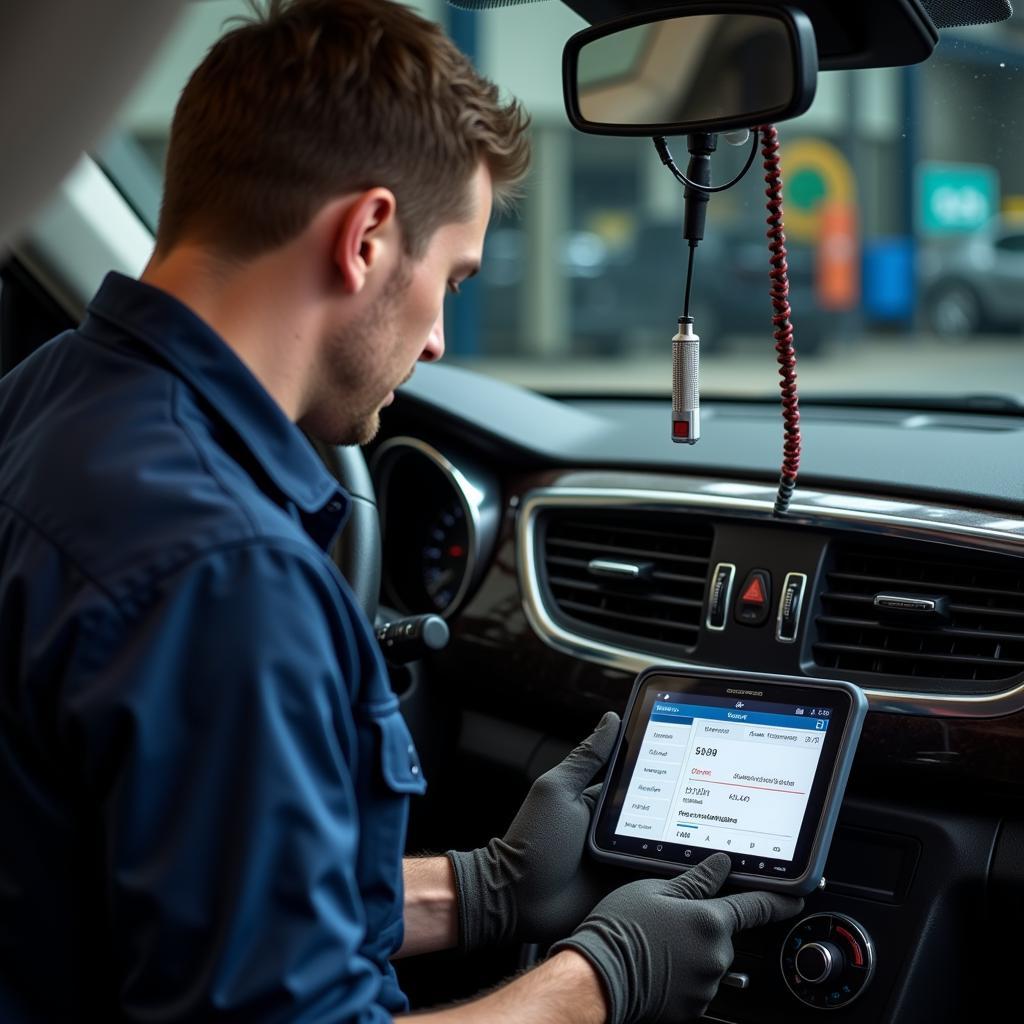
[315,441,382,623]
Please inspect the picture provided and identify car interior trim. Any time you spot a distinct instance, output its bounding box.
[13,155,151,316]
[517,480,1024,718]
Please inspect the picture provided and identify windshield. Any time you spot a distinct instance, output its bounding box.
[96,0,1024,404]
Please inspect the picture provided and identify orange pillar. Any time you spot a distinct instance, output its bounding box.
[816,201,859,311]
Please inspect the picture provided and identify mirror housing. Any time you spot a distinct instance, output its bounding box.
[563,3,818,137]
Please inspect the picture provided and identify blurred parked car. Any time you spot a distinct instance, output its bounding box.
[919,216,1024,335]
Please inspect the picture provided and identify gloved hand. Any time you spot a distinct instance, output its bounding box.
[446,711,621,950]
[552,853,804,1024]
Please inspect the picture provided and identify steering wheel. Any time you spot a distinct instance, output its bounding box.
[315,442,382,623]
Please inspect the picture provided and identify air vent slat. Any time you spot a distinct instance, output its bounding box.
[651,570,710,586]
[541,558,706,588]
[814,542,1024,683]
[949,603,1024,622]
[816,615,1024,644]
[546,536,709,566]
[823,592,1024,625]
[812,642,1024,670]
[556,599,700,637]
[540,509,713,653]
[828,570,1024,603]
[545,554,590,570]
[547,575,601,593]
[548,520,710,544]
[549,578,703,610]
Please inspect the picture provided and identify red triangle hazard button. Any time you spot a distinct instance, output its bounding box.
[735,572,771,626]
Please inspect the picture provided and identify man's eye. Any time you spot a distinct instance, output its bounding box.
[447,280,462,296]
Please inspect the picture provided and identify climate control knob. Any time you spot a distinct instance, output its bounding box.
[782,913,875,1009]
[795,941,841,985]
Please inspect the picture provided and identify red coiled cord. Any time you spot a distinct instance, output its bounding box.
[758,123,801,515]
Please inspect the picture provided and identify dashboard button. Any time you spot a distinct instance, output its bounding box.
[735,570,772,625]
[706,562,736,630]
[776,572,808,643]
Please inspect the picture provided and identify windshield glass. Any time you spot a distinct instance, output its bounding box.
[97,0,1024,403]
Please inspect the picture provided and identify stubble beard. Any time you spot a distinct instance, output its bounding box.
[308,260,412,447]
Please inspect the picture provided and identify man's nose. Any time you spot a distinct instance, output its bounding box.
[421,312,445,362]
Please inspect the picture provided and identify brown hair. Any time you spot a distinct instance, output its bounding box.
[155,0,530,259]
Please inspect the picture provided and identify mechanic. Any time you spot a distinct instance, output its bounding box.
[0,1,802,1021]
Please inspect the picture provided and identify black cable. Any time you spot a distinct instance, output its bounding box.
[654,131,760,194]
[683,244,696,319]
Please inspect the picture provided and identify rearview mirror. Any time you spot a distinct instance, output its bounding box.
[563,4,818,137]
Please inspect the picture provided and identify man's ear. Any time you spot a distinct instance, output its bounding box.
[332,188,399,294]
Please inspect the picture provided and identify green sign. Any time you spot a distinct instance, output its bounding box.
[917,162,999,235]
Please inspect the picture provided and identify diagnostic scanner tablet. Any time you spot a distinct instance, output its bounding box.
[590,667,867,896]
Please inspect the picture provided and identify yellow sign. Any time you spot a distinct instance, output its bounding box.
[1003,195,1024,220]
[777,139,855,242]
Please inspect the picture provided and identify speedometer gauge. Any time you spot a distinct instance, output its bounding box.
[372,438,499,619]
[422,503,469,611]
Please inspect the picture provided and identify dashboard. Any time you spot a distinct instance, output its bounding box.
[378,362,1024,1023]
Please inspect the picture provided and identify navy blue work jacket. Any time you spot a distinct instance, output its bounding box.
[0,272,425,1022]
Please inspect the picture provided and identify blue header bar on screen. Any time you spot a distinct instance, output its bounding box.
[651,702,829,732]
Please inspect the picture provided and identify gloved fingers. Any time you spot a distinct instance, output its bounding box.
[664,852,731,900]
[582,783,603,812]
[720,890,805,932]
[545,711,620,795]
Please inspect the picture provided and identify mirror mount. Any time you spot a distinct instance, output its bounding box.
[681,132,716,243]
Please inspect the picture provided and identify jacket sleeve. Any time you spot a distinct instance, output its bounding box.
[64,539,393,1023]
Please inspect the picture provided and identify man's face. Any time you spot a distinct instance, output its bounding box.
[311,164,493,445]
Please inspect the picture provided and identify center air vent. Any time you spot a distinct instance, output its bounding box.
[813,542,1024,683]
[539,509,713,653]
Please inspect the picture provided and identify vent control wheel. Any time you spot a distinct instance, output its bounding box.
[781,913,875,1009]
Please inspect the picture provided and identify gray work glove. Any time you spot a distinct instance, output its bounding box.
[446,711,621,950]
[551,853,804,1024]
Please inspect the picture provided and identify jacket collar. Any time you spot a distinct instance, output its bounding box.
[81,272,347,520]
